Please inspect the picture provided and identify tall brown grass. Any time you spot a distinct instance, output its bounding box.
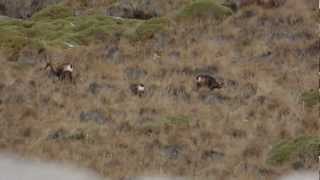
[0,0,318,179]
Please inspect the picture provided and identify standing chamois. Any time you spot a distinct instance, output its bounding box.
[44,62,74,82]
[130,83,145,97]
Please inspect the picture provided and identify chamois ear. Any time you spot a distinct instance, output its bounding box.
[43,62,51,70]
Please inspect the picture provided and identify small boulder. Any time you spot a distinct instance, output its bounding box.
[80,111,108,124]
[160,144,183,160]
[0,0,62,19]
[125,67,147,80]
[199,92,230,104]
[88,82,114,95]
[104,46,121,64]
[105,0,160,20]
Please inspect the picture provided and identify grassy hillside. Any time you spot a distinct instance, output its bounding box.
[0,0,319,179]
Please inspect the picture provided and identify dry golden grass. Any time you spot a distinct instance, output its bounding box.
[0,0,319,180]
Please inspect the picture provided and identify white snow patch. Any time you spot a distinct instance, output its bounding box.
[278,171,319,180]
[0,153,104,180]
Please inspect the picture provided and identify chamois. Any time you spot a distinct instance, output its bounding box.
[196,74,223,90]
[44,62,74,82]
[130,83,145,97]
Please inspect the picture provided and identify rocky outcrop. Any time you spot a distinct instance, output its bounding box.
[223,0,286,11]
[0,0,62,18]
[105,0,160,20]
[105,0,189,19]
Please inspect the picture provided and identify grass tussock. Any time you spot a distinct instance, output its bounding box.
[0,9,170,55]
[301,90,319,107]
[134,18,170,40]
[31,4,73,21]
[267,136,320,165]
[177,0,233,19]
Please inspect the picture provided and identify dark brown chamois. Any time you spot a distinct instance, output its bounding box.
[196,74,223,90]
[44,62,74,82]
[130,83,145,97]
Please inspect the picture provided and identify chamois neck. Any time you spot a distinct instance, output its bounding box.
[45,63,56,74]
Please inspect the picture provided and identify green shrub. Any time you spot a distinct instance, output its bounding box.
[177,0,232,19]
[134,17,170,40]
[267,136,320,165]
[32,4,73,21]
[0,4,172,52]
[163,115,192,125]
[301,90,319,107]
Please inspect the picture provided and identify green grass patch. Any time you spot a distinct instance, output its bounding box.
[177,0,232,19]
[0,3,170,53]
[267,136,320,165]
[162,115,192,125]
[140,115,192,129]
[301,89,319,107]
[0,19,44,60]
[132,17,170,40]
[32,4,73,21]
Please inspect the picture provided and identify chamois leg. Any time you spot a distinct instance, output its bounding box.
[63,71,74,84]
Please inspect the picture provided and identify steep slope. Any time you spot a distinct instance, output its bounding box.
[0,0,318,179]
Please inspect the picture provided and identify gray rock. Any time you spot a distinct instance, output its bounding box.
[125,67,147,80]
[105,0,160,20]
[80,111,108,124]
[0,0,62,19]
[160,145,183,160]
[199,92,230,104]
[88,82,114,95]
[104,46,121,64]
[17,55,37,65]
[3,80,36,105]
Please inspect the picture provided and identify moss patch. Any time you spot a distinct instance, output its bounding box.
[0,3,171,54]
[301,89,320,107]
[177,0,232,19]
[0,19,43,60]
[32,4,73,21]
[162,115,192,125]
[267,136,320,165]
[134,17,170,40]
